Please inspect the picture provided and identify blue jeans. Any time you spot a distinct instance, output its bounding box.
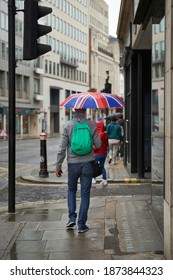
[67,162,93,228]
[94,154,107,180]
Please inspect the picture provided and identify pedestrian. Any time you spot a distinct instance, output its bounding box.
[106,116,123,165]
[117,115,124,159]
[94,120,108,186]
[56,108,101,233]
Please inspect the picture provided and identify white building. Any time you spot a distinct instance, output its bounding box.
[152,19,165,133]
[0,0,121,137]
[0,0,42,137]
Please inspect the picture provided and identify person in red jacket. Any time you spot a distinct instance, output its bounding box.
[94,120,109,186]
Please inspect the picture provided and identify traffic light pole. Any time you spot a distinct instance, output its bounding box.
[8,0,16,213]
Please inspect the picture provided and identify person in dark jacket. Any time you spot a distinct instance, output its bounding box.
[117,115,124,159]
[94,120,108,186]
[106,116,123,165]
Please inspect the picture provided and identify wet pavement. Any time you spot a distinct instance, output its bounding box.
[0,160,165,260]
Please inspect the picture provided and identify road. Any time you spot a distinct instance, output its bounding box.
[0,137,152,208]
[0,137,59,189]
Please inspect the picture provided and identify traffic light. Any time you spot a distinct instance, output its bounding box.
[23,0,52,60]
[105,82,112,93]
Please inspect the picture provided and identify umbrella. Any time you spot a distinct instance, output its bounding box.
[60,92,125,109]
[105,112,123,119]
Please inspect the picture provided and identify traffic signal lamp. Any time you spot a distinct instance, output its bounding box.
[105,82,112,93]
[23,0,52,60]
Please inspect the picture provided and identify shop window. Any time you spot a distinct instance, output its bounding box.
[0,114,3,130]
[23,115,29,134]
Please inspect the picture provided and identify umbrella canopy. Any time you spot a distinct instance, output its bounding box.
[105,112,123,119]
[60,92,125,109]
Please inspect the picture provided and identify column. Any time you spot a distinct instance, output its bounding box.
[164,0,173,259]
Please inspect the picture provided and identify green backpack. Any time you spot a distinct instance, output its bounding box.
[70,120,93,156]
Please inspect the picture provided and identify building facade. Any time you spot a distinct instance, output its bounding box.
[42,0,121,133]
[0,0,43,137]
[0,0,121,137]
[117,0,173,259]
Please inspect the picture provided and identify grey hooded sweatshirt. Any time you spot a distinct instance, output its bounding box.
[56,112,102,170]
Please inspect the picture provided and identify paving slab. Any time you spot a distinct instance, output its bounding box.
[0,196,164,260]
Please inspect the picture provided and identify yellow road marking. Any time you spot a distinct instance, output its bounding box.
[0,167,7,171]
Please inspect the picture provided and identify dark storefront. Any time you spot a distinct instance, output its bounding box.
[124,49,151,177]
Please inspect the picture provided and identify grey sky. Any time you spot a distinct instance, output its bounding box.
[104,0,121,37]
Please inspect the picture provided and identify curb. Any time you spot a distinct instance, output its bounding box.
[19,176,151,185]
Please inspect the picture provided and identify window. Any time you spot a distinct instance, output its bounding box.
[64,21,66,34]
[159,18,165,32]
[63,0,66,12]
[64,65,66,78]
[153,24,159,34]
[76,8,79,20]
[52,15,55,29]
[160,41,165,61]
[155,65,159,78]
[0,11,7,30]
[56,0,59,8]
[0,71,5,89]
[63,43,66,60]
[24,76,29,99]
[53,62,56,75]
[45,60,48,73]
[56,17,59,30]
[161,64,165,77]
[67,23,69,36]
[57,64,59,76]
[60,41,63,55]
[16,75,22,98]
[1,42,6,58]
[52,38,56,52]
[60,19,63,32]
[15,20,22,37]
[34,78,39,94]
[154,43,159,61]
[49,61,52,74]
[56,40,59,53]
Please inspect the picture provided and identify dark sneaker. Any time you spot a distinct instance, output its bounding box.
[108,158,112,164]
[66,221,76,230]
[78,225,89,233]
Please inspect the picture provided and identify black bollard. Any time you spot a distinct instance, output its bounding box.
[39,132,49,178]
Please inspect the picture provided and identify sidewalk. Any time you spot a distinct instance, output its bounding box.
[0,161,164,260]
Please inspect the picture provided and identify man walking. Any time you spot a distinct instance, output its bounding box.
[106,116,123,165]
[56,109,101,233]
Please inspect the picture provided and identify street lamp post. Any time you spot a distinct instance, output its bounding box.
[8,0,16,213]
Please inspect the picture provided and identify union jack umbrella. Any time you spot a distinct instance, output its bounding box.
[60,92,125,109]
